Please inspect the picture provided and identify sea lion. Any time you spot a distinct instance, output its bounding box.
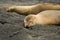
[24,10,60,28]
[5,3,60,15]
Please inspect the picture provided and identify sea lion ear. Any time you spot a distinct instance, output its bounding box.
[25,15,36,22]
[25,16,30,22]
[25,15,32,21]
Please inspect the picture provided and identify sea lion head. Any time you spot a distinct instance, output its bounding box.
[24,15,37,28]
[5,6,15,12]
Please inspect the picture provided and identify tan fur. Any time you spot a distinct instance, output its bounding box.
[5,3,60,15]
[24,10,60,27]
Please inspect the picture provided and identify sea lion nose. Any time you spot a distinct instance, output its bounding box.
[25,26,30,29]
[24,25,30,28]
[23,23,29,28]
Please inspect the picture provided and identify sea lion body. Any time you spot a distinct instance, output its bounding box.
[24,10,60,27]
[5,3,60,15]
